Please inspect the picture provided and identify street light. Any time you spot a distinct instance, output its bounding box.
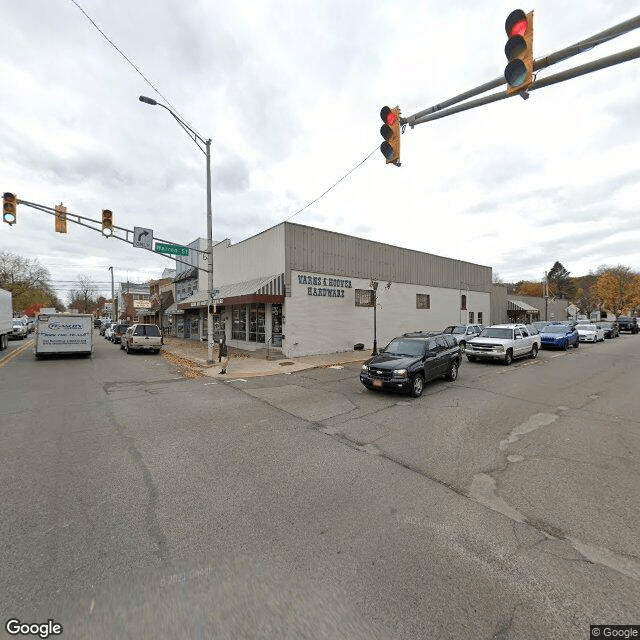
[138,95,216,364]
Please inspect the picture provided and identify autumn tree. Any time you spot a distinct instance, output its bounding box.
[0,250,62,313]
[592,266,640,317]
[514,281,543,297]
[547,261,575,299]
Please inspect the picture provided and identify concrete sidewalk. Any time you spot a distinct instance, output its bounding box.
[161,336,369,379]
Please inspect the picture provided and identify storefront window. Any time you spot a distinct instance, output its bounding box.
[232,307,247,341]
[249,303,265,343]
[212,312,225,341]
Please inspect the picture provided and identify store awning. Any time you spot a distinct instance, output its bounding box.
[177,274,285,310]
[508,299,538,312]
[164,302,184,315]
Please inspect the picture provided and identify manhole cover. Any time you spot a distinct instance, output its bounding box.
[279,361,295,366]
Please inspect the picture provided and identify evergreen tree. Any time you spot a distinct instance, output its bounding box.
[547,261,575,299]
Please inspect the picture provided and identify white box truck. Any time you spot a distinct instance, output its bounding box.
[0,288,13,351]
[35,313,94,358]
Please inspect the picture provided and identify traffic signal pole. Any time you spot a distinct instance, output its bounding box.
[404,14,640,128]
[409,46,640,127]
[12,197,209,274]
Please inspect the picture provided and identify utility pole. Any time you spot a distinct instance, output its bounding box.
[544,271,549,322]
[108,266,116,321]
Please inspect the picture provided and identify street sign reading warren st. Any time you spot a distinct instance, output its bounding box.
[156,243,189,256]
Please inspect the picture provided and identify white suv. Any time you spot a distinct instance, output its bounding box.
[441,324,483,353]
[466,324,540,365]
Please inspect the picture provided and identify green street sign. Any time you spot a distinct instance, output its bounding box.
[156,243,189,256]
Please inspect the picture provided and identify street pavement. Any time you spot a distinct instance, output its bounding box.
[1,330,639,639]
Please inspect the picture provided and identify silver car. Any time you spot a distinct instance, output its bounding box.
[11,320,28,340]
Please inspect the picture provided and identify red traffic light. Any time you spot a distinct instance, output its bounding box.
[504,9,534,93]
[506,10,528,37]
[381,107,397,127]
[379,106,401,165]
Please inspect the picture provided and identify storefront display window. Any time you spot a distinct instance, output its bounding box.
[232,307,247,340]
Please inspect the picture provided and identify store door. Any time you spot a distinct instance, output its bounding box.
[271,304,283,346]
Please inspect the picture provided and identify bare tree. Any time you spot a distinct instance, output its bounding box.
[68,275,99,313]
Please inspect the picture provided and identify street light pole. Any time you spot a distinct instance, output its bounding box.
[139,96,216,364]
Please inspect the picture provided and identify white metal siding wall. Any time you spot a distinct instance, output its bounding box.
[214,225,286,287]
[283,271,490,357]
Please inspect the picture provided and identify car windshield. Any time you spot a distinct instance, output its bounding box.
[383,338,425,357]
[443,326,466,334]
[578,325,596,331]
[542,325,566,333]
[478,327,513,339]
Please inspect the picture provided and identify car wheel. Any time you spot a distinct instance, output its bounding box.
[574,339,579,348]
[458,340,466,354]
[530,344,538,359]
[562,340,568,350]
[466,355,476,362]
[504,350,513,366]
[410,374,424,398]
[447,361,459,381]
[125,342,130,354]
[120,342,124,350]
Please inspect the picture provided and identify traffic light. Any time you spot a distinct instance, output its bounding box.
[3,192,17,225]
[101,209,113,236]
[504,9,534,95]
[54,202,67,233]
[380,106,401,166]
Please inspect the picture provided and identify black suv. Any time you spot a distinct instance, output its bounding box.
[616,317,639,334]
[360,334,461,398]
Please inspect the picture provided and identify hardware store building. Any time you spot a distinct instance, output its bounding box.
[175,222,493,358]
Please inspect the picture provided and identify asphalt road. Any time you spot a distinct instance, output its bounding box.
[1,330,639,639]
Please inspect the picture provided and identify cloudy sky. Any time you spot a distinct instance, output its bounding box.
[1,0,639,301]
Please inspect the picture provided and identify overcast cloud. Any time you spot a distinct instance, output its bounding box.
[1,0,639,300]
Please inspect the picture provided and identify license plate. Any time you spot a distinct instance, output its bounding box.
[373,379,383,387]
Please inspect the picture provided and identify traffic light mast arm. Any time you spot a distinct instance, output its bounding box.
[403,13,640,128]
[409,45,640,126]
[13,197,210,273]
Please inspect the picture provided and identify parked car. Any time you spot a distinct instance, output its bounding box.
[99,322,112,337]
[104,323,115,340]
[466,324,540,365]
[616,317,639,334]
[360,333,461,398]
[539,324,579,350]
[11,319,29,340]
[599,321,619,339]
[525,323,540,335]
[110,323,130,344]
[576,324,605,343]
[531,320,551,332]
[441,324,483,353]
[122,323,163,354]
[93,318,102,328]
